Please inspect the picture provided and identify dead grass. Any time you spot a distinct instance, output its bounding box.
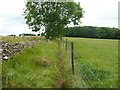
[36,58,52,67]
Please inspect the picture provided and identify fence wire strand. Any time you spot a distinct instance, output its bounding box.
[75,65,89,88]
[62,39,107,88]
[79,66,95,88]
[81,61,106,88]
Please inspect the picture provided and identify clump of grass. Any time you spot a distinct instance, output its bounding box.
[35,58,52,67]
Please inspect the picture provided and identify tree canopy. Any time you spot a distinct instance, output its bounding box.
[24,1,83,39]
[65,26,120,39]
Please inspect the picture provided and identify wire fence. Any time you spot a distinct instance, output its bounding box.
[61,38,107,88]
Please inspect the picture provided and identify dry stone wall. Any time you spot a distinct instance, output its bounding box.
[0,40,42,60]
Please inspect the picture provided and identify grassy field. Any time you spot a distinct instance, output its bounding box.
[1,36,118,88]
[67,37,118,88]
[1,36,44,44]
[1,36,82,88]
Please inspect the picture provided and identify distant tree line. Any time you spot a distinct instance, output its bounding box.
[8,34,16,36]
[65,26,120,39]
[7,33,45,36]
[19,33,36,36]
[37,33,45,36]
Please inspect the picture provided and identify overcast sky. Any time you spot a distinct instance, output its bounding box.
[0,0,119,36]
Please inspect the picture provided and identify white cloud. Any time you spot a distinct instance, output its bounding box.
[77,0,118,28]
[0,0,119,36]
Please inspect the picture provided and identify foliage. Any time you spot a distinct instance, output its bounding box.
[19,33,36,36]
[37,34,40,36]
[8,34,16,36]
[24,2,83,39]
[65,26,120,39]
[41,33,45,36]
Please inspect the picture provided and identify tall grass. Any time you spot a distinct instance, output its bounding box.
[2,37,83,88]
[2,41,59,88]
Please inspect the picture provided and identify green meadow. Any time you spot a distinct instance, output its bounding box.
[67,37,118,88]
[1,36,118,88]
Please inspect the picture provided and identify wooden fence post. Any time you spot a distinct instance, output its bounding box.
[65,39,67,51]
[71,42,74,75]
[63,39,64,47]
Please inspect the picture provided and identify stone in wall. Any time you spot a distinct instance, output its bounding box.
[0,40,41,60]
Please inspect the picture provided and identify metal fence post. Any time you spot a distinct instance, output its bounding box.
[71,42,74,75]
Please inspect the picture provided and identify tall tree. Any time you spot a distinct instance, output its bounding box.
[24,1,83,39]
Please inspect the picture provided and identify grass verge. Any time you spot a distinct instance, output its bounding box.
[2,39,83,88]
